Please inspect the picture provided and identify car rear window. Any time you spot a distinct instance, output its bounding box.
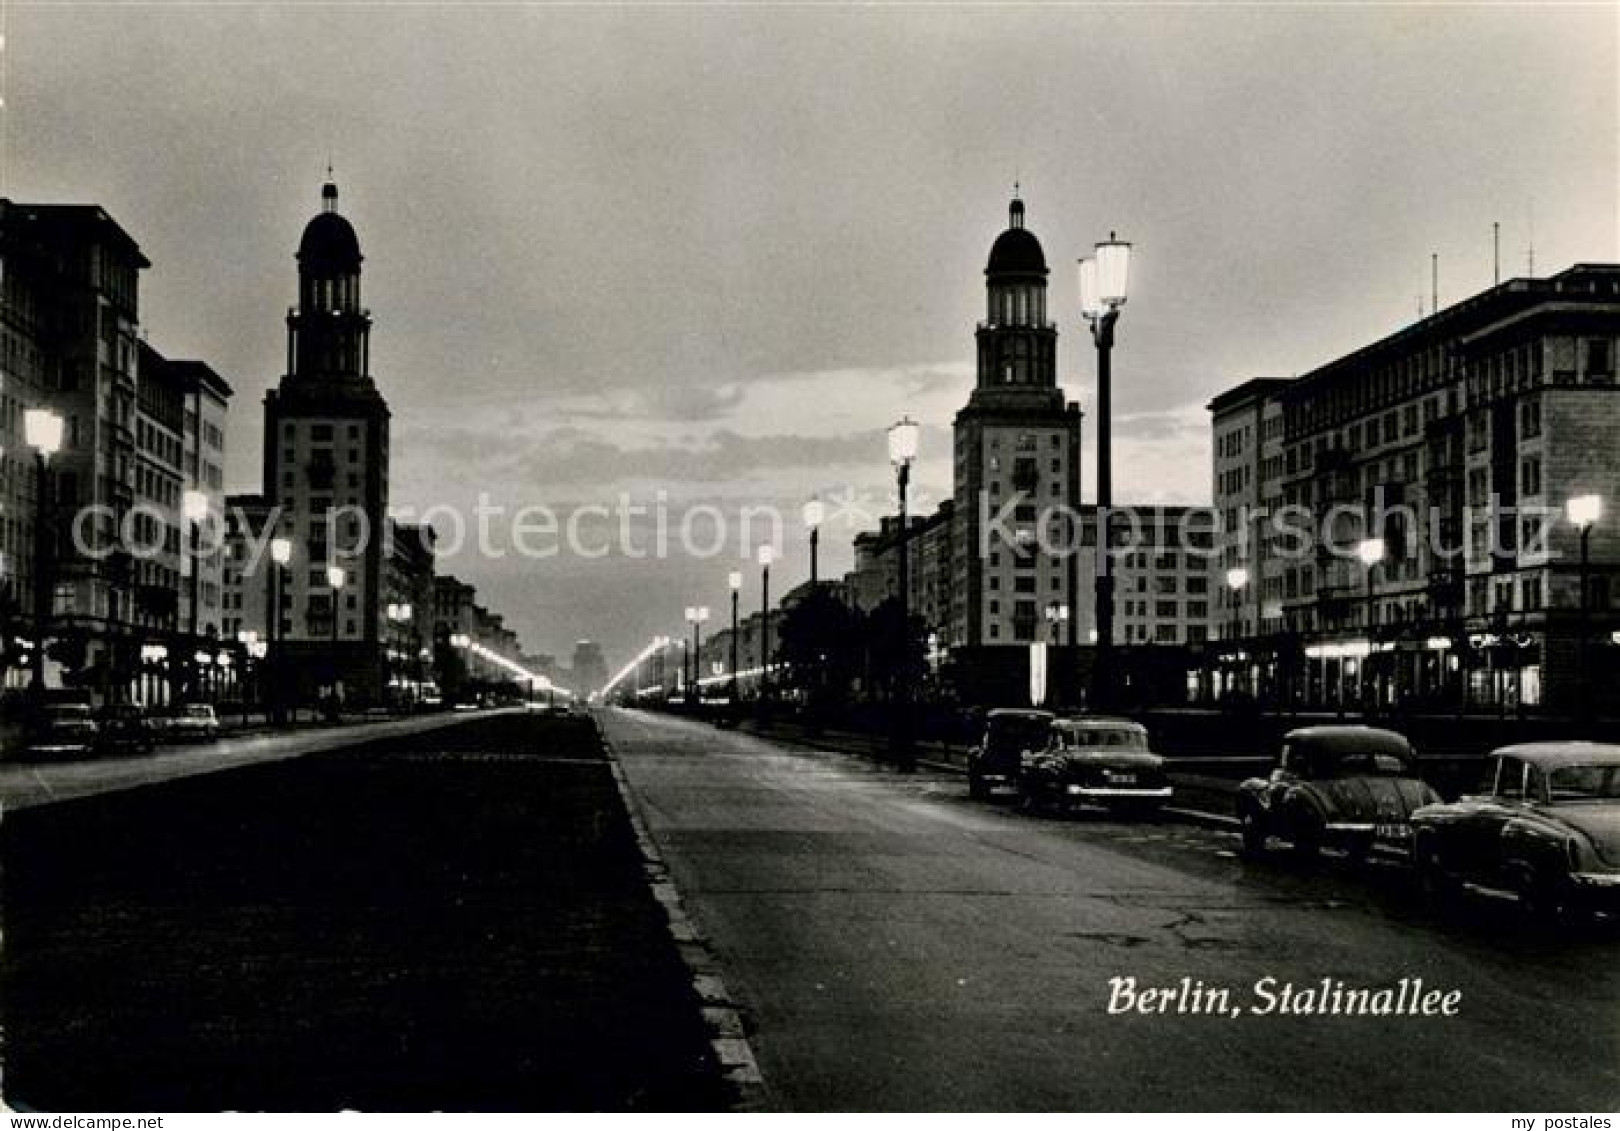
[1549,764,1620,801]
[987,718,1051,752]
[1063,729,1147,750]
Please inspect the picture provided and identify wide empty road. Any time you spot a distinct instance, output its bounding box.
[604,708,1620,1112]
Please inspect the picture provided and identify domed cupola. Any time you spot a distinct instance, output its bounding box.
[286,177,372,384]
[972,193,1058,400]
[985,196,1048,279]
[297,181,363,276]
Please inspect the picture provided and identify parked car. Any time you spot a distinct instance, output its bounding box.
[162,703,221,742]
[1410,742,1620,919]
[1237,725,1439,859]
[96,704,157,756]
[20,702,101,760]
[1017,716,1173,813]
[967,708,1054,799]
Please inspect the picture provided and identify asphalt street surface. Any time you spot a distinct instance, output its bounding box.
[2,712,725,1112]
[603,707,1620,1112]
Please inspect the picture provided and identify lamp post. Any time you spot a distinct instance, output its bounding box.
[1045,601,1069,644]
[803,497,825,588]
[269,536,291,723]
[1224,567,1251,700]
[24,408,63,695]
[758,545,774,703]
[1356,538,1386,710]
[686,604,709,706]
[326,564,345,714]
[181,489,209,699]
[1078,236,1131,710]
[237,629,260,721]
[1568,493,1603,718]
[1044,601,1069,705]
[887,416,920,769]
[728,570,742,706]
[1225,566,1251,640]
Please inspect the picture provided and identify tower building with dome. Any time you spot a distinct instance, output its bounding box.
[951,196,1085,659]
[260,179,393,702]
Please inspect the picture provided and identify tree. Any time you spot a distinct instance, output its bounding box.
[777,586,864,707]
[864,595,927,702]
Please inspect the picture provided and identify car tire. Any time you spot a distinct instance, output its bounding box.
[968,772,990,801]
[1239,810,1267,857]
[1516,866,1572,925]
[1289,812,1322,861]
[1412,838,1455,906]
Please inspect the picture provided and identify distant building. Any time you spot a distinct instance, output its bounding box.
[571,640,608,697]
[384,521,436,700]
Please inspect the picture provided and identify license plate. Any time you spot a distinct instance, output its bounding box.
[1375,822,1411,841]
[1107,772,1137,785]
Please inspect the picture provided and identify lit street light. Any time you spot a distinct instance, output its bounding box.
[1225,566,1251,640]
[24,407,63,694]
[887,416,920,770]
[1356,537,1387,710]
[757,545,774,703]
[1568,493,1603,717]
[685,604,710,706]
[728,570,742,707]
[1078,234,1131,709]
[1045,601,1069,644]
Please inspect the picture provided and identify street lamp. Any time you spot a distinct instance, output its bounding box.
[686,605,710,705]
[1045,601,1070,644]
[1568,493,1603,716]
[758,545,775,702]
[24,408,63,694]
[803,497,825,588]
[1355,538,1387,711]
[887,416,920,769]
[1225,566,1251,640]
[728,570,743,705]
[1078,233,1131,710]
[326,562,346,688]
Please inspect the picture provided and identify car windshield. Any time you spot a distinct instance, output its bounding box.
[1063,728,1147,750]
[44,705,91,720]
[1548,764,1620,801]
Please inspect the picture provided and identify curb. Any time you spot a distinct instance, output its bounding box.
[597,728,773,1112]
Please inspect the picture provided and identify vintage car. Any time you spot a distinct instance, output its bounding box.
[1237,725,1439,859]
[20,702,101,760]
[1410,742,1620,918]
[160,702,221,742]
[96,704,158,756]
[966,708,1054,799]
[1017,717,1173,813]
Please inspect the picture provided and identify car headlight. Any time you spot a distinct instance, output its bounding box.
[1066,784,1082,795]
